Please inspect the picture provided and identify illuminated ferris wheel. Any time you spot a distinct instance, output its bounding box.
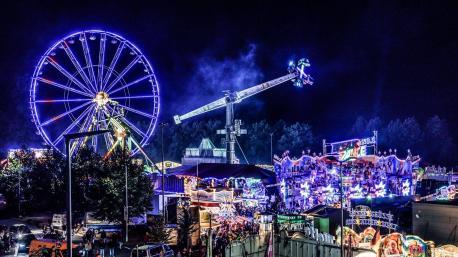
[29,30,160,156]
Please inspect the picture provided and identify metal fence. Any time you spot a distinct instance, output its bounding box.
[225,235,343,257]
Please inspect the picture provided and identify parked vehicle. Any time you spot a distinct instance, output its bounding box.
[28,239,79,257]
[51,214,67,234]
[130,243,174,257]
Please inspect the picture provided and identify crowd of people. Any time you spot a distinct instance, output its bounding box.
[80,229,119,257]
[208,219,259,257]
[0,225,11,255]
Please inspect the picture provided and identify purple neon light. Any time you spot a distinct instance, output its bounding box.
[53,105,95,145]
[61,41,95,92]
[104,55,141,93]
[97,33,106,91]
[46,56,93,94]
[29,30,160,156]
[108,74,154,95]
[102,41,125,87]
[36,77,93,98]
[81,33,98,89]
[39,101,92,127]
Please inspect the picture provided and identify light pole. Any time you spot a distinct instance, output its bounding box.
[270,132,274,165]
[64,130,110,257]
[160,122,168,222]
[18,167,21,217]
[123,137,129,243]
[336,157,355,257]
[339,161,344,257]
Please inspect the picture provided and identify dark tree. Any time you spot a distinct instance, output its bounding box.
[145,216,171,243]
[277,122,314,155]
[423,115,455,164]
[177,206,197,250]
[91,149,154,224]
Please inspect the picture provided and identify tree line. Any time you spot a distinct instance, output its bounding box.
[0,147,153,222]
[145,115,455,166]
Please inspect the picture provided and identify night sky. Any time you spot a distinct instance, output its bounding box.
[1,1,458,153]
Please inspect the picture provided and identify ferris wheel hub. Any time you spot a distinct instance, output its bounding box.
[94,91,110,107]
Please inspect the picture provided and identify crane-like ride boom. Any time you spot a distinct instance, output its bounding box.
[173,58,313,164]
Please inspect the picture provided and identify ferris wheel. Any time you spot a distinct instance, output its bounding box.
[29,30,160,156]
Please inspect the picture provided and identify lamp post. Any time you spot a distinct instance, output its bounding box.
[160,122,168,222]
[339,161,344,257]
[64,130,110,257]
[336,156,355,257]
[270,132,274,165]
[123,137,129,243]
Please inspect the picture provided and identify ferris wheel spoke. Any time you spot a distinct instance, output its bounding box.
[104,55,142,93]
[97,33,107,91]
[34,97,92,103]
[52,104,94,146]
[116,103,155,119]
[35,77,94,98]
[81,33,98,89]
[106,105,147,138]
[40,101,92,127]
[121,116,147,138]
[92,110,102,150]
[110,95,156,101]
[70,107,96,155]
[61,42,96,93]
[108,74,154,95]
[100,114,114,150]
[102,42,125,89]
[46,57,93,94]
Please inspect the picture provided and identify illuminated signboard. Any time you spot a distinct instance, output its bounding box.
[346,205,398,231]
[338,142,368,161]
[323,131,377,159]
[277,214,306,224]
[435,185,456,200]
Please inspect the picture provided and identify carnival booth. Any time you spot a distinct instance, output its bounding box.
[168,163,276,239]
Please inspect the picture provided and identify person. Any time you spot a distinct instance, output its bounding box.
[99,237,106,257]
[107,233,117,257]
[84,241,93,257]
[3,232,10,253]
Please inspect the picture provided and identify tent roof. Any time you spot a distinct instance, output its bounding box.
[168,163,276,184]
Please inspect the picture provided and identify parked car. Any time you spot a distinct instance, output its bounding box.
[130,243,174,257]
[51,214,67,234]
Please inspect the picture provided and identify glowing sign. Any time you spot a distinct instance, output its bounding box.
[375,181,386,198]
[402,180,411,196]
[435,185,456,200]
[339,143,367,161]
[325,131,377,157]
[346,205,398,231]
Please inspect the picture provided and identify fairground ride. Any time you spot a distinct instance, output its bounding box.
[173,58,314,164]
[29,30,159,163]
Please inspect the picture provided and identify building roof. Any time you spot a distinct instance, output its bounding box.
[168,163,276,184]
